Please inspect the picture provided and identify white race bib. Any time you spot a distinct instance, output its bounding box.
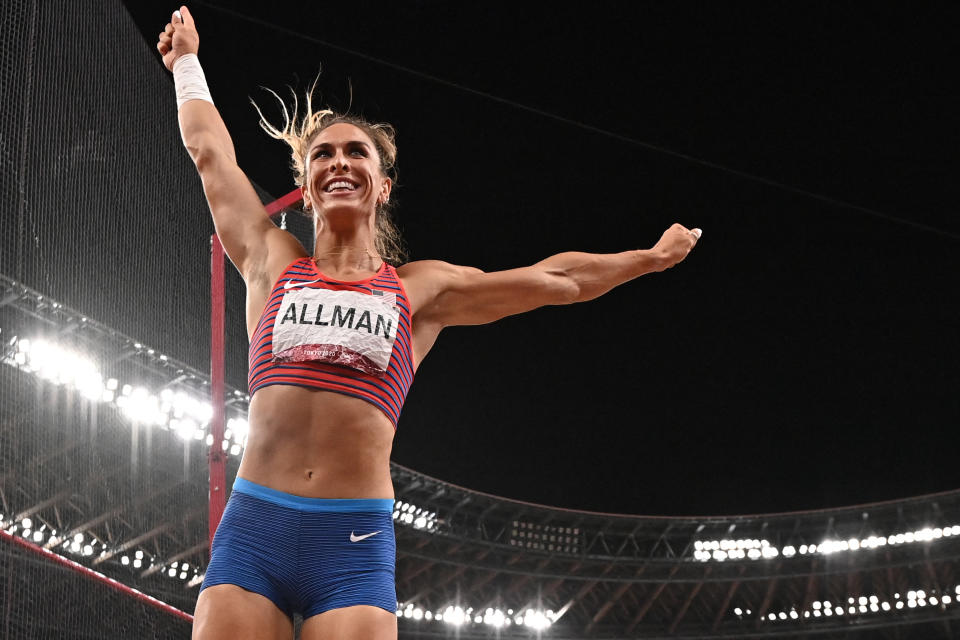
[272,287,399,376]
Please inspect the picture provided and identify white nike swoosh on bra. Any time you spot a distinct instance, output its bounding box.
[350,530,382,543]
[283,278,323,290]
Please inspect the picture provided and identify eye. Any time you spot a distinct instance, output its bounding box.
[312,149,331,159]
[350,148,368,157]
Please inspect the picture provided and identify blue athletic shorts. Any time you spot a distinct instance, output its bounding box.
[201,478,396,619]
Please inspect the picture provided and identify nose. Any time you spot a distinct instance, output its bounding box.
[329,150,350,172]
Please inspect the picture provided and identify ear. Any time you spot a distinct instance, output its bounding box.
[301,184,312,211]
[379,177,393,204]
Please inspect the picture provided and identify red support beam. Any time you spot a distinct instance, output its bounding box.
[208,234,226,549]
[627,565,679,634]
[754,565,781,629]
[207,190,300,549]
[668,567,709,634]
[712,572,743,632]
[2,528,193,623]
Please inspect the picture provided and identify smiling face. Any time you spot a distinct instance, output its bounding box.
[302,122,392,218]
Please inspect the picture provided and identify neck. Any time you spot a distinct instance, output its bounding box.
[312,217,382,275]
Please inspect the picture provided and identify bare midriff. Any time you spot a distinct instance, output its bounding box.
[237,385,396,500]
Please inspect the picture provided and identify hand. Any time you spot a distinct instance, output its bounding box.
[157,6,199,72]
[650,223,701,270]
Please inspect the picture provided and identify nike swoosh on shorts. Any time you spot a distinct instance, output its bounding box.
[350,531,382,543]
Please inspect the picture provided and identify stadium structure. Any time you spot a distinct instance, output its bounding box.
[2,1,958,638]
[2,276,960,639]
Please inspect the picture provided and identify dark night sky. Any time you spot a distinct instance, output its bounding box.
[123,1,959,517]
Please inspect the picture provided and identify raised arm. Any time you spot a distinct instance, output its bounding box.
[157,7,297,283]
[405,224,701,329]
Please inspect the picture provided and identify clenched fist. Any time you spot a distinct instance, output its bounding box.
[157,6,199,72]
[650,223,701,271]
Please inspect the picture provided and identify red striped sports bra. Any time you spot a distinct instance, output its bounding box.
[248,257,414,427]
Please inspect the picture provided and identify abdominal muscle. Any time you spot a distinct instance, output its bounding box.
[236,384,396,499]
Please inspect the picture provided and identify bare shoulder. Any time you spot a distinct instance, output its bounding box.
[397,259,484,290]
[396,260,483,316]
[397,259,482,280]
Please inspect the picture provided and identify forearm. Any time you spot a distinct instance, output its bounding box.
[172,54,236,167]
[536,249,667,304]
[178,100,237,168]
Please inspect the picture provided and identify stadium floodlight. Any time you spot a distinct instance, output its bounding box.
[229,417,249,441]
[176,418,196,441]
[524,610,552,630]
[444,606,466,626]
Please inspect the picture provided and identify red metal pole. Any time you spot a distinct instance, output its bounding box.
[208,234,226,549]
[0,529,194,623]
[207,189,300,551]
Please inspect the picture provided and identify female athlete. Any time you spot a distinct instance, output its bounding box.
[157,6,700,640]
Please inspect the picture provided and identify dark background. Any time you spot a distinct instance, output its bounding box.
[120,1,959,516]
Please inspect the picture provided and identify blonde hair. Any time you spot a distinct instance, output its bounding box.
[251,85,407,265]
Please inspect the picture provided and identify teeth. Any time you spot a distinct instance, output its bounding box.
[325,181,356,192]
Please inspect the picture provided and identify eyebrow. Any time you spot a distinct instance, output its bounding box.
[311,141,372,153]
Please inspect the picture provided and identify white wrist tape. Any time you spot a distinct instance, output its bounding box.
[173,54,213,109]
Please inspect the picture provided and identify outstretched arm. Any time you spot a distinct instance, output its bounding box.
[157,6,295,282]
[406,223,701,328]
